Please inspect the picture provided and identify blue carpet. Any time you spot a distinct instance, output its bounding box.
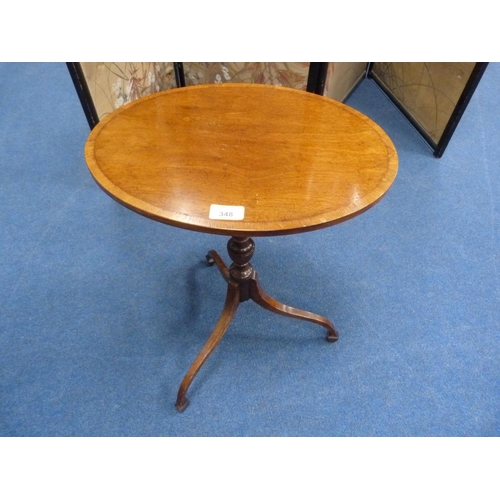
[1,63,498,436]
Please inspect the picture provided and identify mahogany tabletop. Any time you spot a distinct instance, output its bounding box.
[84,83,398,236]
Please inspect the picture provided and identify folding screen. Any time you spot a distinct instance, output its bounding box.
[67,62,487,157]
[67,62,366,128]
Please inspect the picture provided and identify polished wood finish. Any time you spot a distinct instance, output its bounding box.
[85,84,397,236]
[176,238,339,411]
[84,84,398,411]
[175,280,240,412]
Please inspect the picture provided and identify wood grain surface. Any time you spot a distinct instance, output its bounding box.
[84,83,398,236]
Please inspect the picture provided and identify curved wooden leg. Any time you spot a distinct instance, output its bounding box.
[175,281,240,412]
[249,272,339,342]
[206,250,230,283]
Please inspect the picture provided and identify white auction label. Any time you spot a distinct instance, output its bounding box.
[209,204,245,220]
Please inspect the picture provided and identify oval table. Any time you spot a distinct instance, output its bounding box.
[84,83,398,411]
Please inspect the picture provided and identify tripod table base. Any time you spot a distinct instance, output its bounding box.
[175,237,338,412]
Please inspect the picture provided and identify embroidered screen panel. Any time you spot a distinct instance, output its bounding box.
[79,62,177,120]
[182,62,310,88]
